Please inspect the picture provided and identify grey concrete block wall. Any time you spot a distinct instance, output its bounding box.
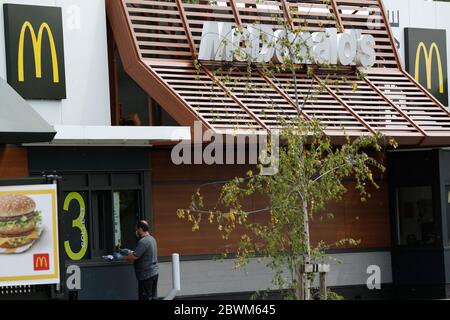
[157,251,392,298]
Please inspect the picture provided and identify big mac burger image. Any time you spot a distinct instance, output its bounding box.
[0,194,42,250]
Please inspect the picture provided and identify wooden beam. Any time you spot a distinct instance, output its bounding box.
[175,0,197,58]
[203,66,270,132]
[377,0,401,67]
[280,0,294,30]
[106,18,121,126]
[258,71,312,121]
[330,0,344,32]
[402,70,450,117]
[364,77,427,137]
[229,0,242,26]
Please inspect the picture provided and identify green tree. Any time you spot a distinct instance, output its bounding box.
[177,2,395,300]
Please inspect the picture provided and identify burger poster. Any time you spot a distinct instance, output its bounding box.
[0,184,59,287]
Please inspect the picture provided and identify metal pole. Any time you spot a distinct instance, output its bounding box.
[45,173,63,299]
[173,253,181,292]
[163,253,181,300]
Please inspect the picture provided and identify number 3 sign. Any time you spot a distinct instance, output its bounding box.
[63,192,88,261]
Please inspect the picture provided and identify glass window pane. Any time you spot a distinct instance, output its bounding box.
[446,187,450,246]
[113,191,141,250]
[397,186,436,246]
[91,191,111,257]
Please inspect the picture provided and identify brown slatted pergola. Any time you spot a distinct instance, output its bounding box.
[107,0,450,147]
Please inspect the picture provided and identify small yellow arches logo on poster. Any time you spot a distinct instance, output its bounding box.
[18,21,60,84]
[33,254,50,271]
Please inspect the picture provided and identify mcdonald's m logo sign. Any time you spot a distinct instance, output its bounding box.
[405,28,448,106]
[33,254,50,271]
[3,4,66,100]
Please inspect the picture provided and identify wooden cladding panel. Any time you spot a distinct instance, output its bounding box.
[212,69,304,128]
[343,181,390,248]
[152,64,261,130]
[288,0,340,31]
[272,73,367,132]
[182,0,236,54]
[108,0,450,145]
[125,0,191,62]
[321,73,418,134]
[153,180,390,256]
[367,71,450,133]
[234,1,287,29]
[0,147,29,179]
[153,183,251,256]
[334,0,398,67]
[151,150,255,182]
[124,0,398,68]
[151,151,390,257]
[310,181,391,249]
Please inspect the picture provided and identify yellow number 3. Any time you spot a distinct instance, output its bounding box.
[63,192,88,261]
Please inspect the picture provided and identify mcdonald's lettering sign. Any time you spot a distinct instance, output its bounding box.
[405,28,448,106]
[3,4,66,100]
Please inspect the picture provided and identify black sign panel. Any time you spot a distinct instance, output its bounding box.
[3,4,66,100]
[61,191,90,261]
[405,28,448,106]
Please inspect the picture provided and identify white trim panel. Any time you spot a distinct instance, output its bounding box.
[157,251,392,297]
[24,125,191,146]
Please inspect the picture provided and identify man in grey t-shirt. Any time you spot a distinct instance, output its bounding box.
[125,220,159,300]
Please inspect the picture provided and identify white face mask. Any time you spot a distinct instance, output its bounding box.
[136,230,140,238]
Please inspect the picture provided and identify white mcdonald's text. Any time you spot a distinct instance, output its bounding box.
[198,22,377,68]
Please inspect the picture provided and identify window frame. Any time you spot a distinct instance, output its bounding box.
[394,184,440,248]
[56,171,150,261]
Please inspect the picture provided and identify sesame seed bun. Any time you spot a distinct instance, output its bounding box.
[0,195,36,219]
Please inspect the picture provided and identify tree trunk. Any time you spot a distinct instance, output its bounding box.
[296,264,305,300]
[303,199,311,300]
[294,200,311,300]
[319,272,327,300]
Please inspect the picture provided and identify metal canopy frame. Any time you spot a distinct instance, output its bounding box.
[106,0,450,147]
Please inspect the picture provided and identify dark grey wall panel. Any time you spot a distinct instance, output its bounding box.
[71,262,138,300]
[28,147,150,172]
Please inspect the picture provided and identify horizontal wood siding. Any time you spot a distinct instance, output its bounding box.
[151,150,390,257]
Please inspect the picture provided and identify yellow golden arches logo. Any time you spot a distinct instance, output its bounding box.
[35,256,48,269]
[414,42,444,94]
[17,21,59,83]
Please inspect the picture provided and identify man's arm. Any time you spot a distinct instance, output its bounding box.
[124,253,138,262]
[125,240,145,262]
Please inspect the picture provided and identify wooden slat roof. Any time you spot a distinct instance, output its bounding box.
[107,0,450,147]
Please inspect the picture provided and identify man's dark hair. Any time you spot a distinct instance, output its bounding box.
[137,220,149,232]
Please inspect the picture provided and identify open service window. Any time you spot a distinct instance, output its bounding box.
[445,186,450,247]
[113,190,142,251]
[60,172,147,262]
